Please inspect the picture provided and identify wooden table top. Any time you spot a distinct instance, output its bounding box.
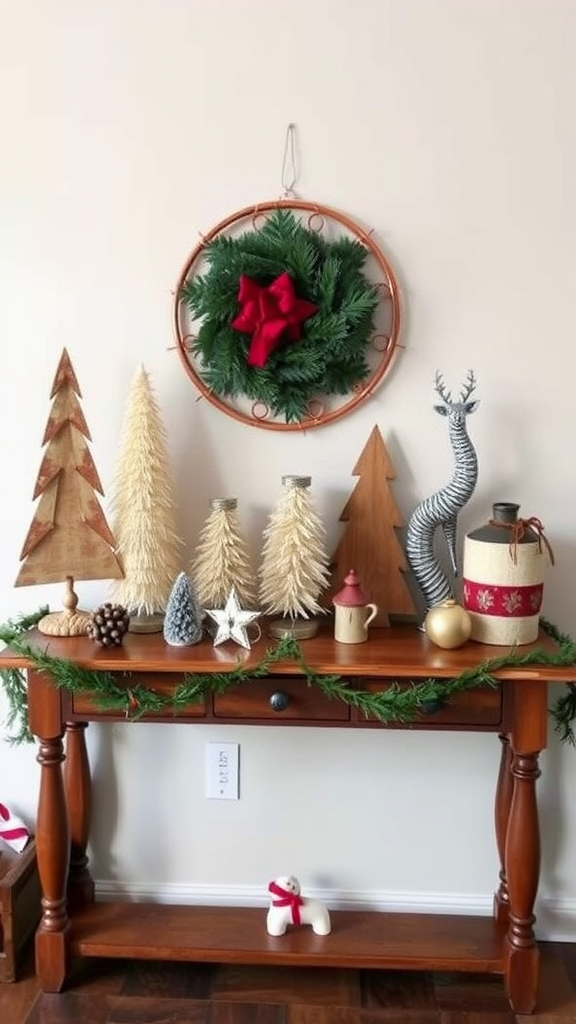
[1,622,575,681]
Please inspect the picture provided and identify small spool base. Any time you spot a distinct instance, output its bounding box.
[128,613,165,634]
[266,617,320,640]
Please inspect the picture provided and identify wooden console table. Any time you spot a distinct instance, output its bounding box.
[1,624,574,1013]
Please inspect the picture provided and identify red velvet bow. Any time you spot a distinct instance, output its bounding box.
[231,272,317,368]
[268,880,304,925]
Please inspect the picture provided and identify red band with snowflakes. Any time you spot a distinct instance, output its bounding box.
[463,580,543,618]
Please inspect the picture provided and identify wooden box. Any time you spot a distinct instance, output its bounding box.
[0,840,41,982]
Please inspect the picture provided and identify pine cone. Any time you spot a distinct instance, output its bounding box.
[88,603,130,646]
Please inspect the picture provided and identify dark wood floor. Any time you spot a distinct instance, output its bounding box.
[2,941,576,1023]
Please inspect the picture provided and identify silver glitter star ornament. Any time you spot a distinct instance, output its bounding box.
[206,587,261,649]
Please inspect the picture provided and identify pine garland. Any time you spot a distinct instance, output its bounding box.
[1,612,575,745]
[0,608,49,744]
[180,208,379,423]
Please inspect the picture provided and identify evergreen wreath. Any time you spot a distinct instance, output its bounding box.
[179,207,381,424]
[1,611,576,747]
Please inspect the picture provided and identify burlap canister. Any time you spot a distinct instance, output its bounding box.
[462,502,548,646]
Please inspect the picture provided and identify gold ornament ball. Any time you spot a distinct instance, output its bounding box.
[424,599,472,650]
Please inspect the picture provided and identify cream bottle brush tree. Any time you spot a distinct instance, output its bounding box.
[110,366,184,630]
[191,497,256,610]
[259,475,330,637]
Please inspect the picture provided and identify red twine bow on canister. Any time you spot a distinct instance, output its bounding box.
[268,880,304,925]
[488,516,555,566]
[231,272,318,368]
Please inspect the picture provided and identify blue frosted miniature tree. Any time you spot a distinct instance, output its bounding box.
[163,572,203,646]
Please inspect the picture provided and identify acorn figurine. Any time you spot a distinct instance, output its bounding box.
[88,603,130,647]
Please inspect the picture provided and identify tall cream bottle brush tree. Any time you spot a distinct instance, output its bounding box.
[110,366,184,631]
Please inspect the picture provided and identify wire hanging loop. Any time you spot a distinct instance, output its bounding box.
[281,123,297,197]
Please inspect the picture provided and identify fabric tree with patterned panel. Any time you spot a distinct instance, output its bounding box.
[15,348,124,635]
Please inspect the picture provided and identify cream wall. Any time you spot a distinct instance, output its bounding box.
[1,0,575,937]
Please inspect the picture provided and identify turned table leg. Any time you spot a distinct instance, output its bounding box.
[35,734,71,993]
[64,722,94,907]
[493,733,513,925]
[504,679,547,1015]
[27,670,71,992]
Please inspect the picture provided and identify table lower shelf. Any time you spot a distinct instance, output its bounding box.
[68,902,506,974]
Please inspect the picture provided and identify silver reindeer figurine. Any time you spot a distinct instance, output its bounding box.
[406,371,479,612]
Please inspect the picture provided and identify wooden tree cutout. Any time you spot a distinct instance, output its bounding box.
[327,426,416,627]
[15,348,123,634]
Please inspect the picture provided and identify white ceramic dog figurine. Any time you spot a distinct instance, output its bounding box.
[266,875,331,936]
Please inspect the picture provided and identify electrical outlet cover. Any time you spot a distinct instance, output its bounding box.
[206,742,239,800]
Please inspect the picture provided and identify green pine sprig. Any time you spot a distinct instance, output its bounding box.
[0,607,48,744]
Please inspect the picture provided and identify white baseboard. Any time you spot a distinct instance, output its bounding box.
[534,898,576,942]
[94,880,576,942]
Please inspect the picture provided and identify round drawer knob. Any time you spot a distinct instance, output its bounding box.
[269,691,290,712]
[421,697,445,715]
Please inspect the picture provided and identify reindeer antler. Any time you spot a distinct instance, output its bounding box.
[434,371,452,405]
[460,369,476,403]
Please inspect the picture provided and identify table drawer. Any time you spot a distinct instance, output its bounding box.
[214,678,350,722]
[358,680,502,728]
[71,672,206,718]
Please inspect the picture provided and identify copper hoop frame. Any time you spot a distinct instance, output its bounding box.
[173,199,402,431]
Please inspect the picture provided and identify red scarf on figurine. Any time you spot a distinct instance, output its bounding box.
[268,880,304,925]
